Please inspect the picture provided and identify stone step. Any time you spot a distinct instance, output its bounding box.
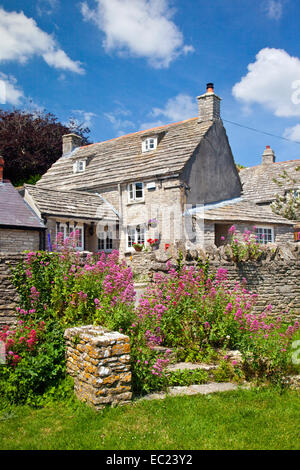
[134,282,148,306]
[140,382,244,401]
[166,362,218,374]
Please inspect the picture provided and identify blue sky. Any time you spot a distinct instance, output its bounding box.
[0,0,300,167]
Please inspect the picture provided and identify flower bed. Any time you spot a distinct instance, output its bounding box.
[129,259,299,393]
[0,231,299,404]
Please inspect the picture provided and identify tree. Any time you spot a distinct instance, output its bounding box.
[0,109,91,185]
[270,167,300,220]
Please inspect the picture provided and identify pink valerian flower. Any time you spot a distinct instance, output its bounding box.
[30,286,40,307]
[225,303,233,313]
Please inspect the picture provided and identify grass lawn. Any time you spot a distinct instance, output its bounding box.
[0,387,299,450]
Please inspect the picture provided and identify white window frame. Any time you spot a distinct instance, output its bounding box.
[73,160,86,174]
[128,182,144,203]
[97,230,113,253]
[56,222,84,251]
[255,226,274,244]
[142,137,157,153]
[126,225,146,250]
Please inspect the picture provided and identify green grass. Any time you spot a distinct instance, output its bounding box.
[0,387,299,450]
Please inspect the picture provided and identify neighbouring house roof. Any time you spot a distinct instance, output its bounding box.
[36,118,214,191]
[239,159,300,204]
[0,180,45,229]
[186,198,295,225]
[24,184,119,222]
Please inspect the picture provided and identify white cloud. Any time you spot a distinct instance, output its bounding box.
[140,93,197,130]
[80,0,194,68]
[0,73,24,105]
[104,108,135,133]
[0,7,84,74]
[36,0,59,16]
[232,48,300,117]
[283,124,300,142]
[265,0,283,20]
[70,110,97,129]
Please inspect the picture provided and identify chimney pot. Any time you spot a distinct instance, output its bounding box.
[197,83,221,123]
[62,134,82,156]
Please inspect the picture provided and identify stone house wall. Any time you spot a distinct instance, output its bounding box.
[117,177,184,254]
[188,222,295,250]
[0,229,40,253]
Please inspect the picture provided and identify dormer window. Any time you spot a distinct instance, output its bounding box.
[142,137,157,152]
[73,160,86,173]
[128,182,144,203]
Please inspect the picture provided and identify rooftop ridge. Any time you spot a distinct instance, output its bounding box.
[25,184,105,198]
[79,116,199,149]
[240,158,300,171]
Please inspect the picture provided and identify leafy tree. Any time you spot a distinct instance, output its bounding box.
[271,167,300,220]
[0,108,91,185]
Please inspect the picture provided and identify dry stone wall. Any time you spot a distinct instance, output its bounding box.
[126,242,300,320]
[0,243,299,329]
[64,325,132,409]
[0,253,23,327]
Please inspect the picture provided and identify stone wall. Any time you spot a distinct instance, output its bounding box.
[0,229,40,253]
[1,242,299,329]
[64,325,132,409]
[0,253,23,327]
[126,242,300,320]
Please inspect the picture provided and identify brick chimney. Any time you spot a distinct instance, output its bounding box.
[0,156,4,183]
[62,134,82,156]
[262,145,276,164]
[197,83,222,123]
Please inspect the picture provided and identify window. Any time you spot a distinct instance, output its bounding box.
[142,137,157,152]
[56,222,84,250]
[127,225,146,249]
[98,230,113,252]
[255,227,274,244]
[73,160,86,173]
[128,182,144,203]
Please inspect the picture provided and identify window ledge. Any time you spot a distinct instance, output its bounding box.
[126,200,145,206]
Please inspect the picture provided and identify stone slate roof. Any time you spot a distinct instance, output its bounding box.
[190,198,294,225]
[24,184,119,221]
[240,159,300,203]
[0,181,45,229]
[36,118,213,191]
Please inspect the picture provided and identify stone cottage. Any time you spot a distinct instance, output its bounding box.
[24,84,295,254]
[239,147,300,242]
[0,157,45,252]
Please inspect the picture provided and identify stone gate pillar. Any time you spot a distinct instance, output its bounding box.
[64,325,132,410]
